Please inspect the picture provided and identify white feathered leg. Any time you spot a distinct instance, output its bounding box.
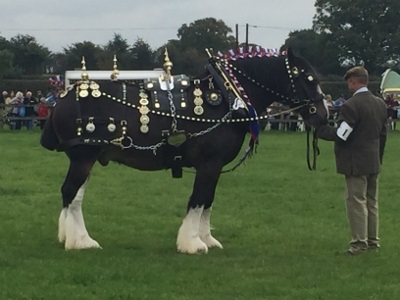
[177,206,208,254]
[58,208,67,243]
[63,182,101,250]
[199,207,223,249]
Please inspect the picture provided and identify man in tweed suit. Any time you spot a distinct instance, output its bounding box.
[316,66,387,255]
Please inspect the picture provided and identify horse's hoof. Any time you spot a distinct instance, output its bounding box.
[200,234,223,249]
[65,236,102,250]
[177,237,208,254]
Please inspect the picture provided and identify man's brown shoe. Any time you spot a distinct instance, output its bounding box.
[339,248,366,256]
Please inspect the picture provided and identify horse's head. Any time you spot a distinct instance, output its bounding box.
[219,46,327,127]
[284,48,328,127]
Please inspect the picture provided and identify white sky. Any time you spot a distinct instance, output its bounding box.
[0,0,317,53]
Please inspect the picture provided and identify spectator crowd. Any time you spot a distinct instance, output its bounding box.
[0,89,59,130]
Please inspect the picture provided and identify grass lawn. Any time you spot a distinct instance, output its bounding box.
[1,128,400,299]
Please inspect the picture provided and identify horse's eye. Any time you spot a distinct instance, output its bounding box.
[307,75,314,82]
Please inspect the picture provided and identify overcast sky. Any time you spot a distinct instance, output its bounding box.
[0,0,317,53]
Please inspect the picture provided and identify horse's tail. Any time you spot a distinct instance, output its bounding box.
[40,113,60,151]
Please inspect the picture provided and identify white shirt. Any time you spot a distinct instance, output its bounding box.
[353,86,368,96]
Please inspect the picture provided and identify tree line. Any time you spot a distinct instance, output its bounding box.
[0,1,399,80]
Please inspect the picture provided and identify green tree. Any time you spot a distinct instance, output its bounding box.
[0,49,14,79]
[128,38,155,70]
[155,40,207,76]
[100,33,132,70]
[8,34,50,75]
[63,41,104,70]
[313,0,400,74]
[178,18,236,53]
[284,29,343,76]
[156,18,236,76]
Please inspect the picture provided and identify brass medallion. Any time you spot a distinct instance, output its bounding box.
[91,90,101,98]
[193,88,202,96]
[107,123,116,132]
[139,98,149,106]
[86,123,95,133]
[59,90,68,98]
[210,93,219,101]
[167,132,187,146]
[140,124,149,133]
[79,90,89,98]
[140,115,150,125]
[139,106,150,114]
[194,106,204,115]
[80,83,89,90]
[90,82,100,90]
[194,97,203,106]
[139,92,148,98]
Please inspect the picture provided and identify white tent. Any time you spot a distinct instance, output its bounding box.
[380,69,400,99]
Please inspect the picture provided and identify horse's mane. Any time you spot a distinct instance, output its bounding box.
[217,45,286,61]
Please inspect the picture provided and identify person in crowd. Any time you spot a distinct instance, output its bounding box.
[315,66,387,256]
[1,91,12,129]
[3,91,12,111]
[384,94,399,130]
[45,88,59,103]
[287,112,298,131]
[37,97,50,129]
[9,91,24,130]
[268,103,282,130]
[36,90,43,101]
[23,90,38,129]
[0,90,6,129]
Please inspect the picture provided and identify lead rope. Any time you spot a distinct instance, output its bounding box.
[306,125,320,171]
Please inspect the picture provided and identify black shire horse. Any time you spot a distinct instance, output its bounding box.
[41,47,328,253]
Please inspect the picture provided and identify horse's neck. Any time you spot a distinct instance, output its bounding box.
[236,57,288,114]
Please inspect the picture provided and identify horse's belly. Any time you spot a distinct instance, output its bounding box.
[99,148,166,171]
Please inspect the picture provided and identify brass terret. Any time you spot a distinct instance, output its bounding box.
[111,55,119,80]
[163,48,173,79]
[81,57,89,81]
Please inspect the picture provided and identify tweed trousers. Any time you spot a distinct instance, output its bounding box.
[344,174,380,251]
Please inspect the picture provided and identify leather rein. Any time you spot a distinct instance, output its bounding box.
[306,125,320,171]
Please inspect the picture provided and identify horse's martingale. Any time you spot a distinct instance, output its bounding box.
[41,46,327,253]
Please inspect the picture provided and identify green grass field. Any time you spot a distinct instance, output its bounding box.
[1,129,400,299]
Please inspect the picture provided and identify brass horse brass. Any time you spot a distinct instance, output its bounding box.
[167,131,187,146]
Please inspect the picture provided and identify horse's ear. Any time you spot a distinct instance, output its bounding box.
[287,47,296,62]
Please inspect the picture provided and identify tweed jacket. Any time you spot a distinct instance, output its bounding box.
[317,91,387,176]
